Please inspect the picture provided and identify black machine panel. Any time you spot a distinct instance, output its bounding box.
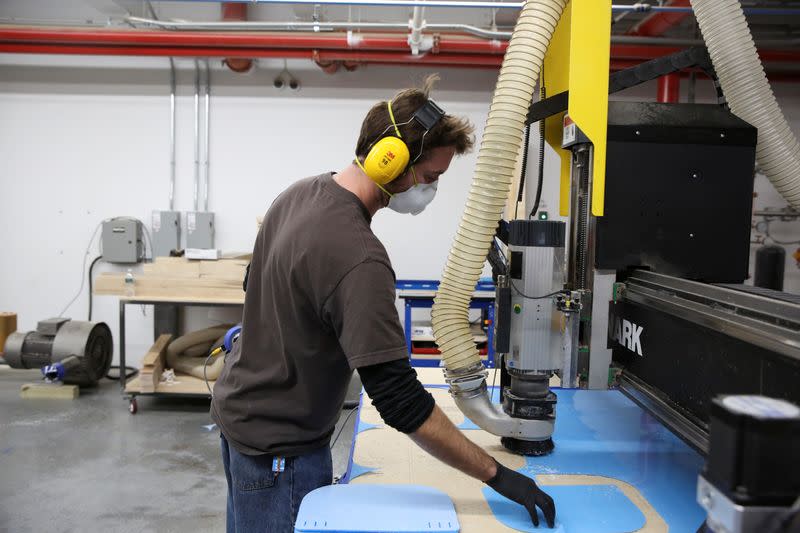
[609,298,800,427]
[596,102,757,283]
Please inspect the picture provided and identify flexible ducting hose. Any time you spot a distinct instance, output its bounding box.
[166,325,230,380]
[432,0,566,377]
[690,0,800,208]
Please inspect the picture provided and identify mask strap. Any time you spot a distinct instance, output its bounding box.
[410,166,418,186]
[354,157,368,174]
[355,156,393,198]
[376,181,393,198]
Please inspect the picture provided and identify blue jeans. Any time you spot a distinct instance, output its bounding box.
[220,434,333,533]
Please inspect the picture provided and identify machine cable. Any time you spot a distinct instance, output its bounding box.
[106,365,139,381]
[510,281,564,301]
[515,123,532,220]
[87,255,103,321]
[529,80,546,219]
[330,406,358,450]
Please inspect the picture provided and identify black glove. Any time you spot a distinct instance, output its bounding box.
[485,459,556,528]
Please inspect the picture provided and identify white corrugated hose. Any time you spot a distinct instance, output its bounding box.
[432,0,567,376]
[691,0,800,207]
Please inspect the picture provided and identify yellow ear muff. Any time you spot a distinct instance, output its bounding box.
[362,136,411,185]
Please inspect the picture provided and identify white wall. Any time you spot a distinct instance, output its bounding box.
[2,54,799,369]
[0,54,498,367]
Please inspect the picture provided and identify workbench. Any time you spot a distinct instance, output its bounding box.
[118,296,243,414]
[397,279,496,368]
[342,367,705,533]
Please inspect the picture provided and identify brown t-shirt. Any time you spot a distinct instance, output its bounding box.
[211,173,408,456]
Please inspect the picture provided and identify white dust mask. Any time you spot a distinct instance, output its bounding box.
[386,168,438,216]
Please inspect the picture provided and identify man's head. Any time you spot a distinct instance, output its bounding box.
[355,75,475,200]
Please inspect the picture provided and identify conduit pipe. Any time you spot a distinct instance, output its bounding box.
[150,0,800,14]
[193,59,200,212]
[431,0,566,438]
[221,2,253,72]
[407,6,429,55]
[169,57,176,210]
[127,16,513,41]
[690,0,800,208]
[203,59,210,212]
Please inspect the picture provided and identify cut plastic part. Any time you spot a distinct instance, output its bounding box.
[690,0,800,208]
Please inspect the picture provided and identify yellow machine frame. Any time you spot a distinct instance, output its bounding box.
[543,0,612,217]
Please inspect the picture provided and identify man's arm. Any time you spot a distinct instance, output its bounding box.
[358,359,556,528]
[409,403,496,480]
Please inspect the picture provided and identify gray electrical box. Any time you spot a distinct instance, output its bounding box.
[151,210,181,257]
[101,218,144,264]
[186,211,215,249]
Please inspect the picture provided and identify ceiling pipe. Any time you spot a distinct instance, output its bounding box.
[3,42,798,79]
[4,27,794,60]
[221,2,253,72]
[126,15,512,40]
[125,16,800,49]
[0,27,504,53]
[1,27,798,78]
[151,0,800,14]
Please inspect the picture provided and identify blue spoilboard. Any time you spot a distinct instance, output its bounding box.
[294,484,460,533]
[483,484,646,533]
[343,386,705,532]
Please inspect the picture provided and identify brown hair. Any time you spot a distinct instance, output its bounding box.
[355,74,474,164]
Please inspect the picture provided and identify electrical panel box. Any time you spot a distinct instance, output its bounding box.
[186,211,215,249]
[101,218,144,264]
[151,210,181,257]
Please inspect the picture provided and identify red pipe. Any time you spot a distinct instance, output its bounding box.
[0,27,419,52]
[628,0,692,37]
[0,26,798,77]
[222,3,252,72]
[2,28,798,62]
[657,73,681,103]
[0,43,504,67]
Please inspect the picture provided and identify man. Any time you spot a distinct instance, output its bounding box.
[211,76,556,532]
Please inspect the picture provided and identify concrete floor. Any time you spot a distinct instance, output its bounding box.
[0,366,360,533]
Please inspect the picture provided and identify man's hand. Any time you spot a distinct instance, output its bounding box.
[485,459,556,528]
[404,402,555,528]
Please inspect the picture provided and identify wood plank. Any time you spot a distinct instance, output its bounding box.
[0,311,16,354]
[121,295,244,305]
[94,275,245,302]
[124,372,211,396]
[140,334,173,394]
[20,383,79,400]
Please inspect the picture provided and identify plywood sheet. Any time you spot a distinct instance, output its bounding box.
[349,384,693,532]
